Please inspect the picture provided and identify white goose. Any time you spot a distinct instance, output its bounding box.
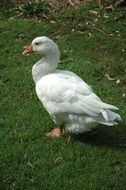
[23,36,121,137]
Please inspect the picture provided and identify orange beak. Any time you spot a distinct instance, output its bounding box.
[23,44,34,55]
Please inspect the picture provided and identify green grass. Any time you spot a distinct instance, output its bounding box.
[0,3,126,190]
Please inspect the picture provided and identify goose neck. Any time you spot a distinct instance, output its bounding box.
[32,50,60,83]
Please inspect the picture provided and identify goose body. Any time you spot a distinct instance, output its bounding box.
[23,36,121,136]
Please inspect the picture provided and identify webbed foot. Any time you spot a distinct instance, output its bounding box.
[45,127,64,138]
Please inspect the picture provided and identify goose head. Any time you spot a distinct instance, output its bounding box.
[23,36,60,56]
[23,36,60,83]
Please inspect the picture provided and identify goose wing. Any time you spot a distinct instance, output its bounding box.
[36,71,118,118]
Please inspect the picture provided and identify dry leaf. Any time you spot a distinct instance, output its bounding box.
[119,143,126,147]
[105,73,115,81]
[54,34,62,39]
[54,157,63,164]
[104,4,115,10]
[103,15,109,19]
[122,92,126,98]
[94,18,98,23]
[62,57,73,63]
[115,30,120,33]
[88,32,92,38]
[112,160,121,166]
[68,135,71,142]
[77,31,84,34]
[27,160,34,168]
[85,22,89,25]
[50,20,56,24]
[89,10,98,16]
[108,33,114,36]
[116,79,120,84]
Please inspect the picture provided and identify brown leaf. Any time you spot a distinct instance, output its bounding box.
[105,73,115,81]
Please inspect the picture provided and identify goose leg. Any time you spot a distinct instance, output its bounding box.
[45,126,64,137]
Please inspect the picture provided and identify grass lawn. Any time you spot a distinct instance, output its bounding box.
[0,2,126,190]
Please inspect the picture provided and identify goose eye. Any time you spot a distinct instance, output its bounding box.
[35,42,39,45]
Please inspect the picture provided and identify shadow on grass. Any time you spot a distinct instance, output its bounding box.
[73,122,126,150]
